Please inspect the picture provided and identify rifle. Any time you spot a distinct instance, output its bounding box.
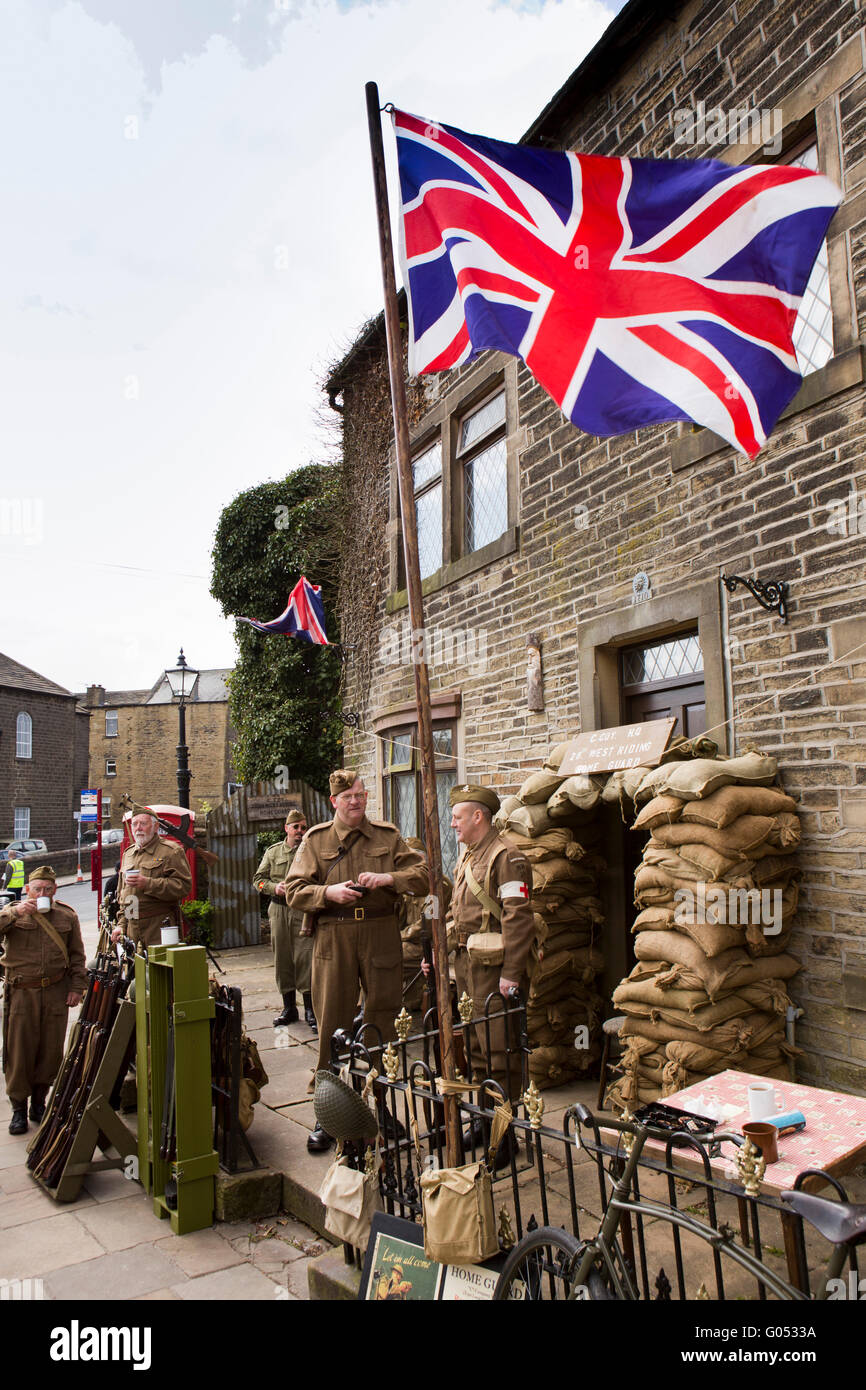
[119,793,219,868]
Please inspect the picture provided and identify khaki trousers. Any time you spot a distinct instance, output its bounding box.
[312,917,402,1074]
[130,916,167,949]
[270,901,313,996]
[3,979,69,1106]
[454,949,525,1102]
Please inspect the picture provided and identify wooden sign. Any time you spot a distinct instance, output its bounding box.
[558,718,676,776]
[246,793,303,823]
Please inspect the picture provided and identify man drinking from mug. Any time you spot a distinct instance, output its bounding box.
[0,866,86,1135]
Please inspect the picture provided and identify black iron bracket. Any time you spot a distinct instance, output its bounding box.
[721,573,788,624]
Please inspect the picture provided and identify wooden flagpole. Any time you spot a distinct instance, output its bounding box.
[365,81,461,1166]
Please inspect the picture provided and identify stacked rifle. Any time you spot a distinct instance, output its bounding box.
[27,948,135,1189]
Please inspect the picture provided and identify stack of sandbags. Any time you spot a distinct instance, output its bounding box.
[493,751,607,1090]
[607,751,803,1111]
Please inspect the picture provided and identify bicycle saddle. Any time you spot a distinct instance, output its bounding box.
[780,1190,866,1246]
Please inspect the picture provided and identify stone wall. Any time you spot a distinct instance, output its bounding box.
[334,1,866,1093]
[0,689,80,851]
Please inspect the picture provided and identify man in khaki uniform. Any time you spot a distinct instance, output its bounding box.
[285,770,428,1152]
[111,811,192,950]
[1,866,86,1134]
[447,785,534,1112]
[254,809,316,1031]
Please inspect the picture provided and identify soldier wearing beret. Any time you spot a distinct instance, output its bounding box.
[284,770,428,1152]
[446,784,534,1129]
[111,810,193,950]
[253,809,316,1030]
[1,866,86,1135]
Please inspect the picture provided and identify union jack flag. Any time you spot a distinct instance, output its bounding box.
[235,576,329,644]
[393,110,841,457]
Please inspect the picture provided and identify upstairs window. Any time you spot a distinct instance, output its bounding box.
[458,389,508,554]
[15,712,32,759]
[105,709,118,737]
[106,758,117,777]
[790,144,833,376]
[413,440,443,580]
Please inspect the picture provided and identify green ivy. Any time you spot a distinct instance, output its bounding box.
[210,466,344,794]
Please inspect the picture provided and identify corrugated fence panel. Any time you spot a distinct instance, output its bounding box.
[206,780,330,949]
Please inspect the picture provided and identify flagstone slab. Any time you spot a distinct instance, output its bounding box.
[154,1226,247,1277]
[172,1263,283,1300]
[82,1169,143,1204]
[44,1246,187,1300]
[1,1211,105,1281]
[76,1192,174,1252]
[0,1183,94,1229]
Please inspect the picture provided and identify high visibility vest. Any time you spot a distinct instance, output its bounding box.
[8,857,25,888]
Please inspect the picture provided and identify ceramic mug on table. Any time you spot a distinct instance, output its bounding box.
[747,1083,777,1120]
[742,1121,780,1165]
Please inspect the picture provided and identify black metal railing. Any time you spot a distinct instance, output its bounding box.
[326,995,847,1299]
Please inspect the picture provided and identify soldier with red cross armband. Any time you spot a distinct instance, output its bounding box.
[446,785,534,1135]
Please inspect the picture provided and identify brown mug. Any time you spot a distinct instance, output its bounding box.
[742,1121,780,1165]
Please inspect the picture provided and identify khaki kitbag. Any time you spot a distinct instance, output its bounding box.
[319,1154,382,1250]
[414,1101,511,1265]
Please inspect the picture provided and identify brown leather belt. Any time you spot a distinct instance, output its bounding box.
[318,907,395,924]
[10,970,66,990]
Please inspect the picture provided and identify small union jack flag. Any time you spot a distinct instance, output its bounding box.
[393,110,841,457]
[236,576,329,644]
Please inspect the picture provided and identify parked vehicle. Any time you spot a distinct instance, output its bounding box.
[3,839,48,858]
[101,828,124,845]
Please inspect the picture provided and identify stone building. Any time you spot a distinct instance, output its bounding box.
[0,652,90,851]
[81,669,236,825]
[326,0,866,1094]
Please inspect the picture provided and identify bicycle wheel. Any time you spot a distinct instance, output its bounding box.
[494,1227,612,1301]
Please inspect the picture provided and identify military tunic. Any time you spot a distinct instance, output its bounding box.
[448,826,534,1100]
[253,840,312,996]
[284,816,428,1073]
[0,899,87,1106]
[117,834,193,948]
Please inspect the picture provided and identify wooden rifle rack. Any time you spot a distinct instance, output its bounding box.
[137,945,218,1235]
[28,999,139,1203]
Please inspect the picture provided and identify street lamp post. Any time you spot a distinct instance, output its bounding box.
[165,649,198,811]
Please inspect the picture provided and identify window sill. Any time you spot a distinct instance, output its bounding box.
[386,526,519,614]
[669,344,866,473]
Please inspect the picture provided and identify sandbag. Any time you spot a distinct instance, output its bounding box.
[671,918,747,958]
[639,752,779,803]
[543,741,571,772]
[531,855,588,890]
[519,769,566,805]
[503,802,560,838]
[651,815,776,856]
[633,932,752,999]
[547,775,604,815]
[632,794,687,831]
[681,784,797,828]
[645,840,740,883]
[632,906,676,931]
[501,827,584,862]
[493,795,523,831]
[602,766,653,806]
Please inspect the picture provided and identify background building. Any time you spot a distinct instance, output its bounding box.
[81,669,236,825]
[0,652,89,852]
[327,0,866,1094]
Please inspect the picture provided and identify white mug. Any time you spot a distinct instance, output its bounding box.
[160,924,180,945]
[36,895,52,912]
[748,1083,776,1120]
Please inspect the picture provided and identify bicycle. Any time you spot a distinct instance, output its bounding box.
[493,1103,866,1301]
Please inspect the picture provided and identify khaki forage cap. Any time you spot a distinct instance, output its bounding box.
[329,768,361,796]
[285,809,306,824]
[449,784,500,814]
[29,865,57,883]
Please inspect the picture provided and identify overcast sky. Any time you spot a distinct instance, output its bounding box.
[2,0,620,694]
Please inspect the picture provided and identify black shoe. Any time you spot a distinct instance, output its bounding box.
[9,1107,28,1136]
[303,993,318,1034]
[273,994,299,1026]
[29,1095,46,1124]
[462,1115,488,1150]
[307,1123,334,1153]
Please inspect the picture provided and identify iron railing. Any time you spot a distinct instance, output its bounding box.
[327,993,850,1298]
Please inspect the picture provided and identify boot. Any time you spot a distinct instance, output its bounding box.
[303,992,317,1034]
[273,993,299,1026]
[9,1106,28,1136]
[307,1123,334,1153]
[29,1087,48,1124]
